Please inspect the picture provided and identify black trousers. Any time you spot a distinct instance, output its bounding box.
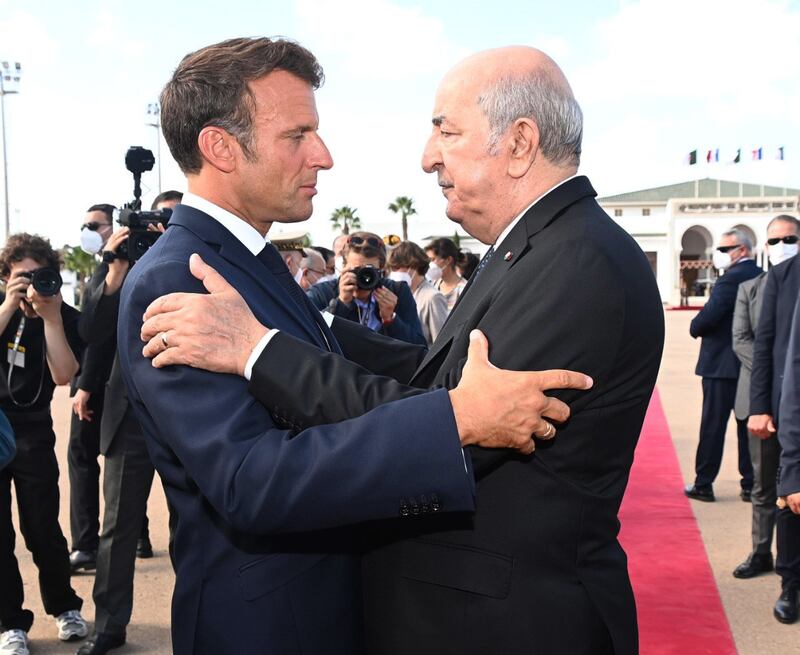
[68,391,104,552]
[694,377,754,489]
[776,507,800,590]
[0,419,82,631]
[92,409,155,635]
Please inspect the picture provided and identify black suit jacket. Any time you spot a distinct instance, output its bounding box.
[689,258,762,379]
[778,292,800,497]
[750,255,800,420]
[249,176,665,655]
[78,262,132,455]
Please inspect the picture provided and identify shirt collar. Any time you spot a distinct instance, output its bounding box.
[181,191,270,256]
[493,174,578,250]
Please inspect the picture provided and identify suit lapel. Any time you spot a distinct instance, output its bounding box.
[412,176,597,380]
[169,206,328,349]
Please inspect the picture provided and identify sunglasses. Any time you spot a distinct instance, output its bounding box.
[716,244,742,253]
[766,235,799,246]
[349,235,384,249]
[82,221,111,231]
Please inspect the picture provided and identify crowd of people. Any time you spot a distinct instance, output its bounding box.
[684,216,800,625]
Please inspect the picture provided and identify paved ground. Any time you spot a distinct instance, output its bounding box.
[9,309,800,653]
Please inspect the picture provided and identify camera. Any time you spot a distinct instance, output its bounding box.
[19,268,63,297]
[353,265,383,291]
[107,146,168,264]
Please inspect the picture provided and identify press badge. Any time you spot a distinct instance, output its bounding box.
[7,342,25,368]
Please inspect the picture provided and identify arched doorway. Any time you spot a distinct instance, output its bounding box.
[680,225,714,300]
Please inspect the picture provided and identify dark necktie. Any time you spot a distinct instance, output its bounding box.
[257,244,329,350]
[472,245,495,281]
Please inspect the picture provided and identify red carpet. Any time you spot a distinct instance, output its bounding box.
[619,390,737,655]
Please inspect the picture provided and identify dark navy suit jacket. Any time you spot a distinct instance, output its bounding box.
[690,259,762,379]
[751,254,800,420]
[116,205,475,655]
[778,290,800,496]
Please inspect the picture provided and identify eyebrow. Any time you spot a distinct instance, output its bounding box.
[280,124,317,137]
[432,115,446,127]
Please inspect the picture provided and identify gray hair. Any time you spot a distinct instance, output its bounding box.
[723,229,753,252]
[478,71,583,167]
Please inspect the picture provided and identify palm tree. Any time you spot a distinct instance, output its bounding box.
[388,196,416,241]
[330,206,361,235]
[61,245,96,308]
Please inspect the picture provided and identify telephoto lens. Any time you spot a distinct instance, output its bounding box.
[20,268,63,297]
[354,265,382,290]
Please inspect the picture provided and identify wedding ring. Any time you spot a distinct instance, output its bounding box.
[160,332,169,349]
[541,421,555,439]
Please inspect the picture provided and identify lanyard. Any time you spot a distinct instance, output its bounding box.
[6,314,46,408]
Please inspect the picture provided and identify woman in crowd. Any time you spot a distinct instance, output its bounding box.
[425,238,467,312]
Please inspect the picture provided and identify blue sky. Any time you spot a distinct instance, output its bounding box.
[2,0,799,250]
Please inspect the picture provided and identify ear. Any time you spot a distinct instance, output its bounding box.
[197,126,238,174]
[507,117,539,179]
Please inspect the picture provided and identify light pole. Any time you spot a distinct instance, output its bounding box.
[146,102,161,196]
[1,61,21,239]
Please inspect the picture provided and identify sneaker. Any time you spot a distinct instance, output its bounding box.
[55,610,89,641]
[0,629,29,655]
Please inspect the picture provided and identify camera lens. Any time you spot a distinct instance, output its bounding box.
[31,268,63,297]
[355,266,382,290]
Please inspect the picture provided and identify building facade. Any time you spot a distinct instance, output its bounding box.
[599,178,800,304]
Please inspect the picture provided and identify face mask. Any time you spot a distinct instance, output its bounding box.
[769,242,798,267]
[293,267,304,285]
[712,250,731,271]
[80,228,104,255]
[388,271,412,287]
[426,261,443,283]
[334,257,345,275]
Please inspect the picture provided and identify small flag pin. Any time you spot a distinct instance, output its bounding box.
[504,251,513,261]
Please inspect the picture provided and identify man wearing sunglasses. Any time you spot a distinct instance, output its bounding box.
[685,229,762,503]
[748,215,800,623]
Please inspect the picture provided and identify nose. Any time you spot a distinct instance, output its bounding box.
[311,133,334,170]
[421,132,441,174]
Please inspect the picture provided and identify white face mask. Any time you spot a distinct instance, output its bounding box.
[426,261,443,283]
[293,267,304,285]
[769,242,798,267]
[712,249,733,271]
[334,257,345,275]
[80,228,104,255]
[388,271,412,287]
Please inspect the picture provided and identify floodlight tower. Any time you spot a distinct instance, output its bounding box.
[0,61,22,239]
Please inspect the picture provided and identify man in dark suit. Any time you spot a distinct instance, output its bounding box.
[139,45,663,655]
[684,230,761,502]
[776,284,800,623]
[117,38,588,655]
[731,215,799,579]
[750,219,800,623]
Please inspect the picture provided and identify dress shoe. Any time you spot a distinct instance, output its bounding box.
[75,631,126,655]
[136,537,153,559]
[69,550,97,574]
[740,488,752,502]
[774,587,799,624]
[733,552,773,578]
[684,484,715,502]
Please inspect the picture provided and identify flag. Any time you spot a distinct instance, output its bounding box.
[706,150,713,163]
[777,146,785,160]
[688,150,697,165]
[733,149,741,163]
[714,149,720,162]
[752,147,763,161]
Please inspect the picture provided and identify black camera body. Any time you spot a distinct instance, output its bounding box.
[20,268,63,297]
[115,207,171,263]
[110,146,167,264]
[353,265,383,291]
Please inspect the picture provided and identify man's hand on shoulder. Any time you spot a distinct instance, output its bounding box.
[141,254,268,376]
[449,330,593,455]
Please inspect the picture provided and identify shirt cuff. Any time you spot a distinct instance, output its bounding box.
[243,330,280,380]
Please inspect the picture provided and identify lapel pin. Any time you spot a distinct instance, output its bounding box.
[504,251,513,261]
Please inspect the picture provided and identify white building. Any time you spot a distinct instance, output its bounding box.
[598,178,800,305]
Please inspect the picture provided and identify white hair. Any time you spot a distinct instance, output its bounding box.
[478,72,583,167]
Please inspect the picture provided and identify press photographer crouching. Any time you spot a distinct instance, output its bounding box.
[0,234,89,653]
[306,231,427,345]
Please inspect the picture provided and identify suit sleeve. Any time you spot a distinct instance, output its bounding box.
[79,263,122,344]
[119,259,475,535]
[778,296,800,496]
[731,283,755,370]
[75,336,115,392]
[750,270,778,416]
[690,276,737,338]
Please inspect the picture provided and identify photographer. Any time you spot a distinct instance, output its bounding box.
[0,234,88,654]
[75,190,179,655]
[307,231,426,345]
